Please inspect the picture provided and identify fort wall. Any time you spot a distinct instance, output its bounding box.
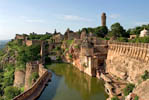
[13,68,51,100]
[26,40,41,46]
[106,41,149,83]
[24,61,39,90]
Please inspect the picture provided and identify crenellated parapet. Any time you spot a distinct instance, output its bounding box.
[108,41,149,63]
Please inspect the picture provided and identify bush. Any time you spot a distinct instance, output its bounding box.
[134,96,139,100]
[56,56,62,62]
[83,63,88,68]
[129,36,149,43]
[2,65,15,88]
[29,72,39,85]
[117,37,128,42]
[74,45,79,49]
[141,70,149,81]
[25,44,41,61]
[69,54,73,60]
[111,96,120,100]
[66,40,73,47]
[123,83,135,96]
[4,86,20,100]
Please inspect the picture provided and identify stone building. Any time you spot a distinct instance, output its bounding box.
[26,40,41,46]
[51,33,64,43]
[139,28,149,37]
[80,30,87,39]
[129,35,137,39]
[64,28,80,40]
[81,38,93,56]
[15,34,28,40]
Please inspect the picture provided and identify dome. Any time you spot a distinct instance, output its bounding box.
[140,29,149,37]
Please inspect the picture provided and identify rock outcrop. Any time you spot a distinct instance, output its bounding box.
[63,37,108,77]
[133,80,149,100]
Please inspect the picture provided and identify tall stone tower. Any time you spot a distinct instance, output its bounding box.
[101,12,106,26]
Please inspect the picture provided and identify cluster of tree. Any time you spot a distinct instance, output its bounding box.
[0,39,41,99]
[78,26,108,38]
[128,24,149,36]
[28,32,52,40]
[79,23,149,43]
[0,64,21,100]
[17,44,41,70]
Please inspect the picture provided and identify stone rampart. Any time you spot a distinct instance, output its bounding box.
[13,67,51,100]
[24,61,39,90]
[106,41,149,83]
[26,40,41,46]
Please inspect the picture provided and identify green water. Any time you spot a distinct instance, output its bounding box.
[37,63,108,100]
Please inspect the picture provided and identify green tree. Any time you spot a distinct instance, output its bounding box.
[25,44,41,61]
[4,86,20,100]
[2,65,15,89]
[141,70,149,81]
[111,96,120,100]
[123,83,135,96]
[94,26,108,37]
[108,23,127,38]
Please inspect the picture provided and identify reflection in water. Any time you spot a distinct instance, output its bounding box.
[37,63,108,100]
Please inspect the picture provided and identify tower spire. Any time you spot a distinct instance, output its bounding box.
[101,12,106,26]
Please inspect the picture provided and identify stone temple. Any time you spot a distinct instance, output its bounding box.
[140,28,149,37]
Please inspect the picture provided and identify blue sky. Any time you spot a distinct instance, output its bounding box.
[0,0,149,40]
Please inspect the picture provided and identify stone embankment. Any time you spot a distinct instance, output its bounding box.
[13,67,51,100]
[106,41,149,83]
[106,41,149,99]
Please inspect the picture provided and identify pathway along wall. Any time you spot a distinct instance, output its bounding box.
[13,65,51,100]
[106,41,149,84]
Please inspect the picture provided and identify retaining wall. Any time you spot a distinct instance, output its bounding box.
[106,41,149,83]
[13,69,51,100]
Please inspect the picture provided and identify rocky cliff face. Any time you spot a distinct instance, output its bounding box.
[132,79,149,100]
[106,55,149,83]
[63,37,108,77]
[0,46,17,69]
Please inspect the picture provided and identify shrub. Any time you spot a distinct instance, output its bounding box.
[117,37,128,42]
[74,45,79,49]
[69,54,73,60]
[66,40,73,47]
[141,70,149,81]
[83,63,88,68]
[123,83,135,96]
[0,96,4,100]
[29,72,39,85]
[134,96,139,100]
[4,86,20,100]
[25,44,41,61]
[111,96,120,100]
[56,56,62,62]
[2,65,15,88]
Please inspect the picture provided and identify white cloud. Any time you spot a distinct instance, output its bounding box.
[25,19,44,23]
[109,14,120,19]
[20,16,45,23]
[135,22,149,26]
[63,15,93,22]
